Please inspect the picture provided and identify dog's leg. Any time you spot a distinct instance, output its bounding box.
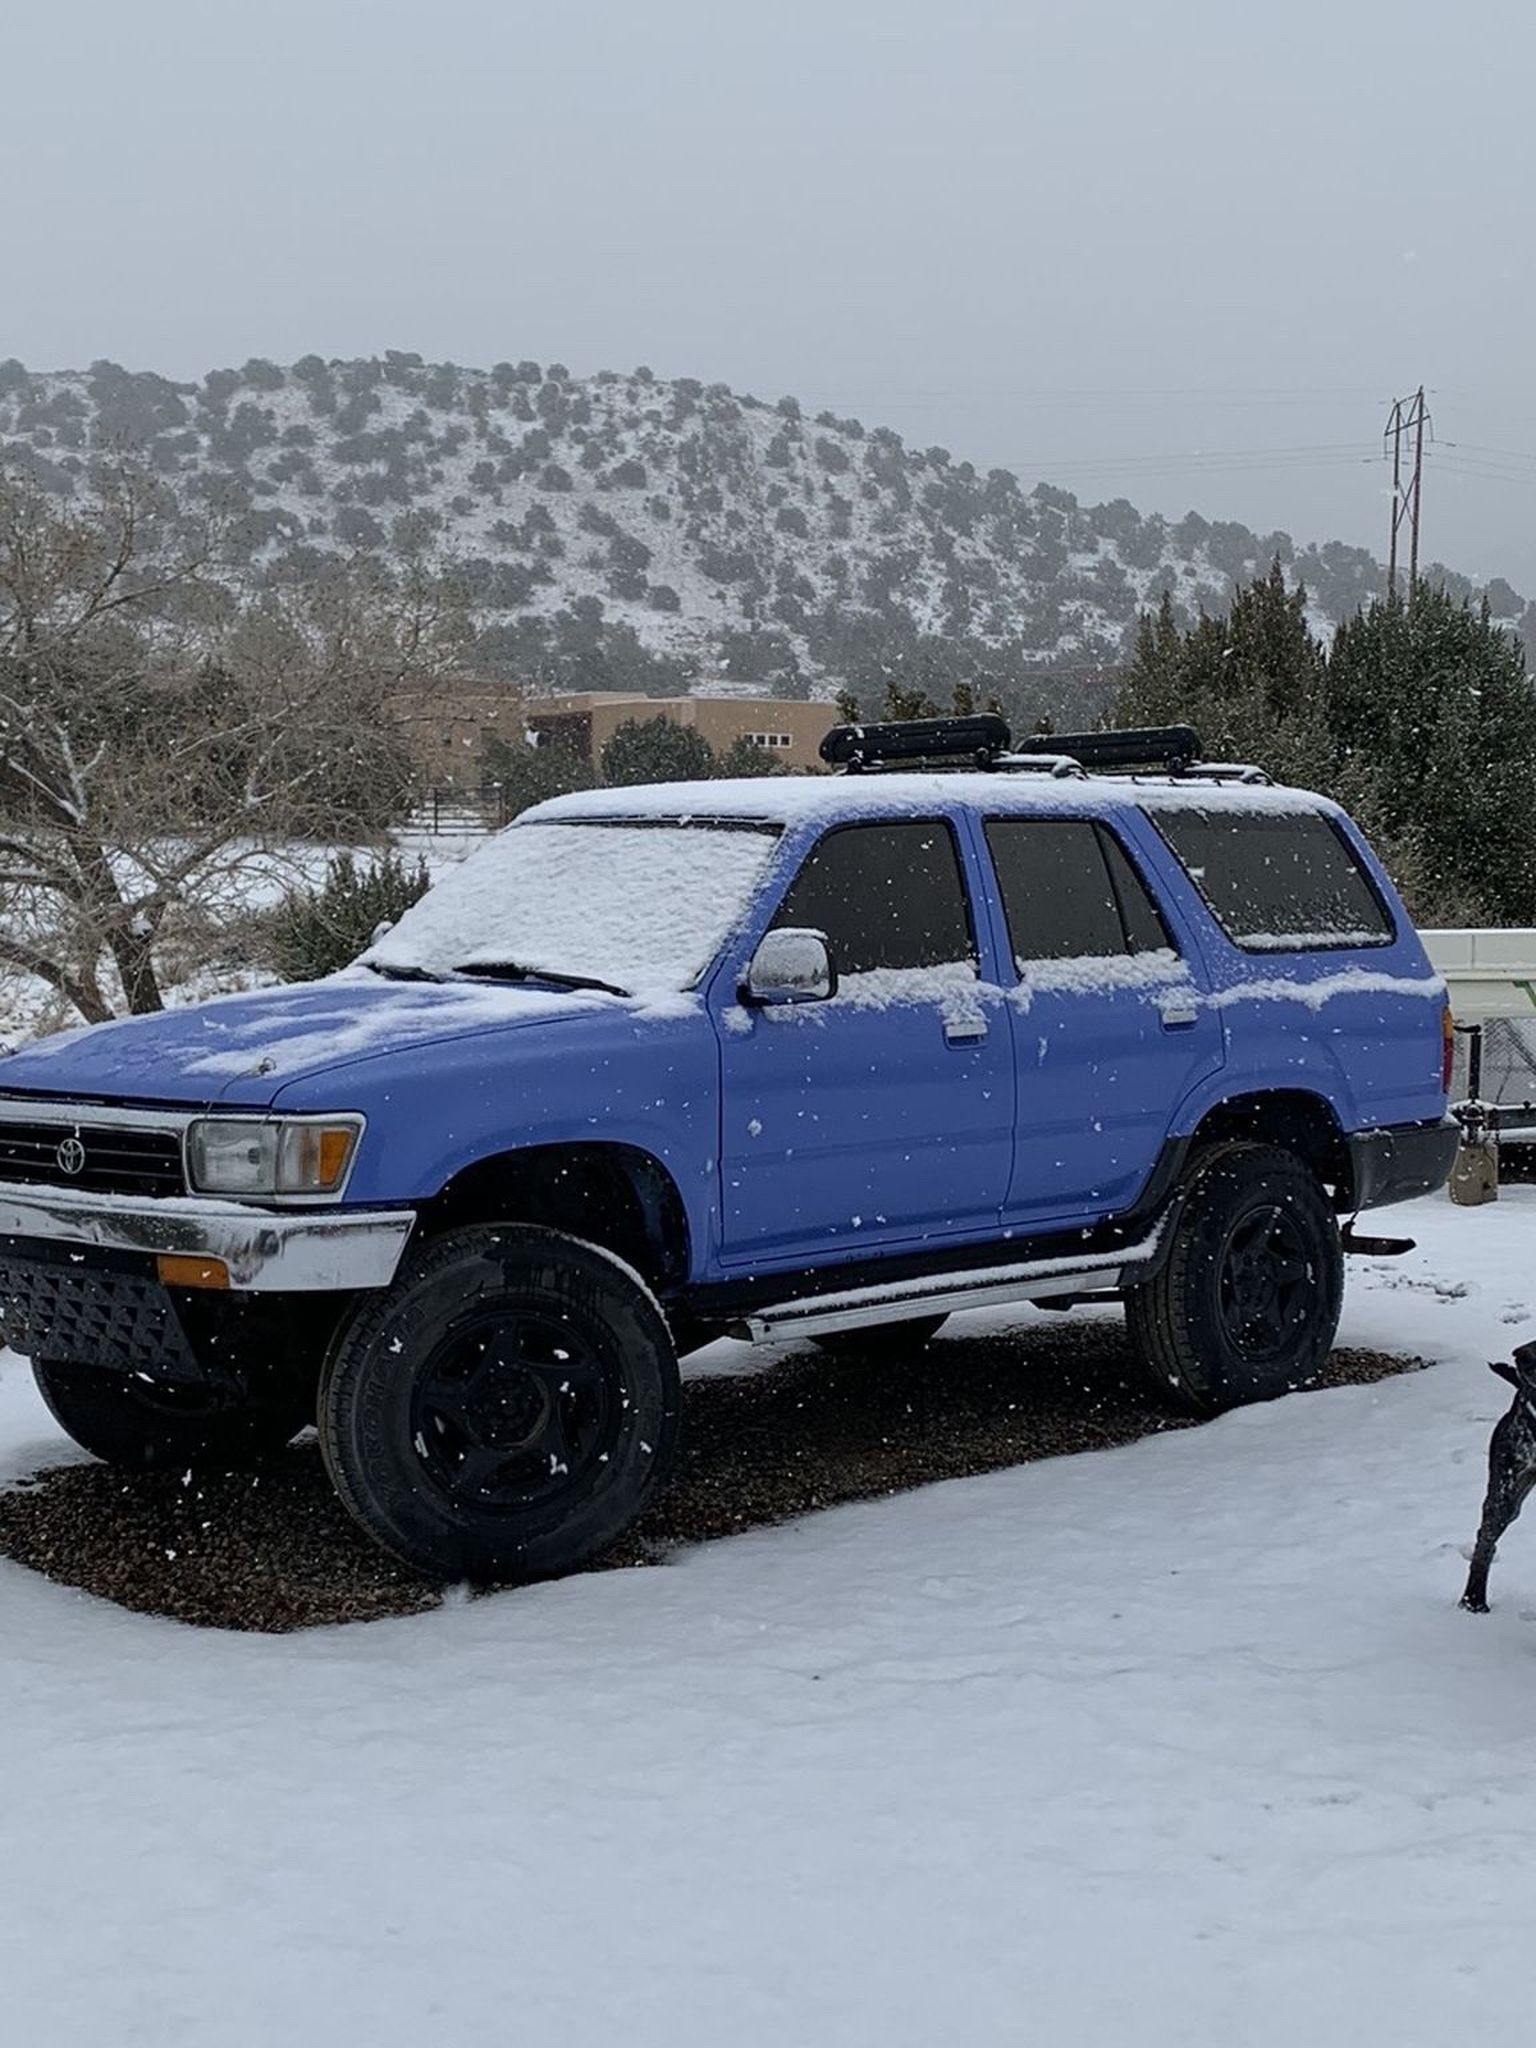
[1462,1507,1506,1613]
[1461,1415,1535,1611]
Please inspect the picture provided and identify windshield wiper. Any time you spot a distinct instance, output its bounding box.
[362,961,449,984]
[451,960,631,998]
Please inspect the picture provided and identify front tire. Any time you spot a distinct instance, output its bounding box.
[1125,1142,1342,1415]
[31,1357,310,1470]
[317,1225,681,1582]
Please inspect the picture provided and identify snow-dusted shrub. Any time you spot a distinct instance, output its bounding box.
[267,851,431,983]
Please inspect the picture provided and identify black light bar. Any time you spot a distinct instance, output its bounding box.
[1011,725,1203,774]
[820,714,1012,771]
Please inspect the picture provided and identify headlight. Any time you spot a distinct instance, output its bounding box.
[186,1118,361,1199]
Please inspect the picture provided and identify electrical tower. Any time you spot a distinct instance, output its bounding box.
[1384,386,1430,597]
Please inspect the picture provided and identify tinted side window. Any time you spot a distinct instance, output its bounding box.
[1099,830,1175,953]
[771,821,976,975]
[1154,808,1393,950]
[986,819,1129,962]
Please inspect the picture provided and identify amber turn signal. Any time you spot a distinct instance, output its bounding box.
[311,1125,354,1189]
[157,1254,231,1291]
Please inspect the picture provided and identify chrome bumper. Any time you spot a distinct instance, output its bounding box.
[0,1181,416,1292]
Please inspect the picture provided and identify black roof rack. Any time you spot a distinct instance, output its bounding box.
[820,714,1010,771]
[1011,725,1203,774]
[818,715,1271,785]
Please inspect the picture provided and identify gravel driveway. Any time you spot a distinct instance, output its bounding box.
[0,1316,1422,1631]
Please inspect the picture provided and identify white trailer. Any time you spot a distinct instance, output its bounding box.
[1419,929,1536,1137]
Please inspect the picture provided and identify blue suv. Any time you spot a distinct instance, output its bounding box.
[0,718,1456,1580]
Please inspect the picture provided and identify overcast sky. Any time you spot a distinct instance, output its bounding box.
[7,0,1535,587]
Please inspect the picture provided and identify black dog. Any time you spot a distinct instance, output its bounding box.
[1461,1340,1536,1613]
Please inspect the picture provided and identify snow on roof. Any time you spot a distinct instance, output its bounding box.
[532,771,1334,828]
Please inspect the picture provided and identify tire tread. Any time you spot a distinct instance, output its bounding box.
[317,1222,681,1581]
[1126,1141,1341,1415]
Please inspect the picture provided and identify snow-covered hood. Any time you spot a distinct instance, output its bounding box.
[0,974,612,1109]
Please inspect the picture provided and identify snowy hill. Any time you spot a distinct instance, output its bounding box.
[2,352,1530,697]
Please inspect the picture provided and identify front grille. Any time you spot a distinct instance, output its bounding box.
[0,1121,186,1198]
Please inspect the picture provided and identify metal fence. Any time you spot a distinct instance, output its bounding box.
[406,785,517,835]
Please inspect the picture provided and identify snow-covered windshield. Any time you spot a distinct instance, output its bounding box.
[363,820,782,996]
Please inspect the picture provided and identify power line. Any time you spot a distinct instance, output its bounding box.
[797,383,1389,404]
[1436,460,1536,489]
[998,442,1379,479]
[1444,440,1536,467]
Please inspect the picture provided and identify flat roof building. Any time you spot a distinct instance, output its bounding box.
[524,692,837,773]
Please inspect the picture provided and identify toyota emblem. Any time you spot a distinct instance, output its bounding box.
[55,1136,87,1177]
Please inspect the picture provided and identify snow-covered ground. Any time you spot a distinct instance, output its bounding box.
[3,1189,1534,2045]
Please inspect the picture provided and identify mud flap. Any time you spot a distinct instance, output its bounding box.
[1340,1223,1417,1257]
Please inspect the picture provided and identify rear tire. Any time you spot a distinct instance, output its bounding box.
[812,1314,948,1357]
[31,1358,310,1470]
[1125,1142,1342,1415]
[317,1224,681,1582]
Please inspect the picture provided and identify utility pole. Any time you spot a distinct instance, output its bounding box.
[1384,386,1430,598]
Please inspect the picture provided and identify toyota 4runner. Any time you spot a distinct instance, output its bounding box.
[0,718,1457,1580]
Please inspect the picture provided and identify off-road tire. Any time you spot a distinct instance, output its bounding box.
[31,1357,311,1470]
[1125,1141,1342,1415]
[812,1314,949,1357]
[317,1224,681,1582]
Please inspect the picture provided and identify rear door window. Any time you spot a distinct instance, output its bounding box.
[1099,830,1175,955]
[984,818,1175,965]
[1152,807,1393,950]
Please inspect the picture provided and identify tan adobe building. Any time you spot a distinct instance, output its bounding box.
[391,679,529,787]
[525,692,837,771]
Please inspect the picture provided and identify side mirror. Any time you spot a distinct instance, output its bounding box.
[742,926,837,1005]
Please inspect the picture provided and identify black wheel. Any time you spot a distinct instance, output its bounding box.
[317,1225,681,1582]
[31,1357,310,1470]
[1125,1142,1342,1415]
[811,1314,949,1357]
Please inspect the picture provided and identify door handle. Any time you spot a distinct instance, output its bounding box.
[944,1018,989,1046]
[1159,1001,1200,1029]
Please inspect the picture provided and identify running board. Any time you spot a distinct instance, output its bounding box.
[732,1226,1165,1344]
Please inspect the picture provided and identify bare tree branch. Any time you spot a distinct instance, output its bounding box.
[0,458,452,1024]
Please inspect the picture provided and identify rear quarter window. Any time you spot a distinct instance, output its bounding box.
[1151,807,1395,952]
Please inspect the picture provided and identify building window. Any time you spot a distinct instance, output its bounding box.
[745,731,793,749]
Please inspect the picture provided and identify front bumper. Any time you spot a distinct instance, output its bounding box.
[1347,1116,1459,1210]
[0,1181,416,1292]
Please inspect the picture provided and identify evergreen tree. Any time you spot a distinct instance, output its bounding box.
[1114,563,1536,924]
[833,677,988,724]
[883,677,941,720]
[1326,587,1536,922]
[479,731,592,815]
[716,735,788,778]
[268,852,431,982]
[1114,560,1331,788]
[600,716,717,786]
